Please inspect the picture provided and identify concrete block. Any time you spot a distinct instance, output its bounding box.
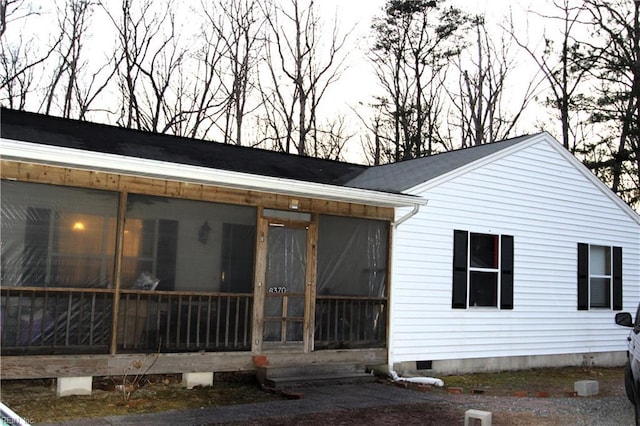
[182,372,213,389]
[56,376,92,397]
[464,409,492,426]
[574,380,599,396]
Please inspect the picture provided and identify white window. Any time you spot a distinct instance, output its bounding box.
[589,245,612,308]
[577,243,622,310]
[453,230,514,309]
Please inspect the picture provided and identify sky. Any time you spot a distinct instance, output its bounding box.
[312,0,549,160]
[10,0,558,162]
[322,0,541,103]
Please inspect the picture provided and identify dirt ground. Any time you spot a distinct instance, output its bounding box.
[0,367,629,425]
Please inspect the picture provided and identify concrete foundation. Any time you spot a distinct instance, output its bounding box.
[393,351,627,376]
[574,380,599,396]
[56,376,92,397]
[182,372,213,389]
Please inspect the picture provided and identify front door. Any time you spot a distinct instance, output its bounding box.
[262,223,308,350]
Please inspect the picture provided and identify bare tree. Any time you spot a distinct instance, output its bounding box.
[0,30,35,109]
[260,0,350,156]
[509,0,592,152]
[311,114,353,160]
[0,0,60,109]
[104,0,186,132]
[351,100,395,165]
[370,0,469,162]
[203,0,264,145]
[41,0,100,118]
[137,13,186,133]
[162,2,227,140]
[0,0,37,38]
[580,0,639,208]
[451,17,540,147]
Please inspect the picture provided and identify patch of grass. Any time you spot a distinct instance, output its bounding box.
[440,366,624,397]
[0,373,283,423]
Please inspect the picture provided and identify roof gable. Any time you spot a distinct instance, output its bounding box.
[364,132,640,226]
[345,134,538,192]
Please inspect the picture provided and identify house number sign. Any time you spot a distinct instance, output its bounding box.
[268,286,287,293]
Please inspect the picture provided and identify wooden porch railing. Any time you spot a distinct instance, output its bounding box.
[0,287,253,355]
[1,288,387,355]
[117,290,253,352]
[314,295,387,350]
[0,287,113,355]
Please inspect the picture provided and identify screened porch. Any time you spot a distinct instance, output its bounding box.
[1,179,389,356]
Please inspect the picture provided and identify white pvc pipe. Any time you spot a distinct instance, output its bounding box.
[389,370,444,387]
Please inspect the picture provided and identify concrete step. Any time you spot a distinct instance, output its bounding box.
[261,362,364,378]
[257,362,376,388]
[264,372,376,388]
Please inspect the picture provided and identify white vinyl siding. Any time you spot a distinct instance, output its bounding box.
[389,136,640,364]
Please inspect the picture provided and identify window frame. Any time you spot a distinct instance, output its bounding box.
[468,232,501,308]
[452,230,514,310]
[577,243,623,310]
[589,245,612,308]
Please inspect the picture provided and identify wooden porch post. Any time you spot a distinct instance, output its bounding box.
[304,217,318,353]
[251,210,267,353]
[109,191,128,354]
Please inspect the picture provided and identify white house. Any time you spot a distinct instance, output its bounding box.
[351,132,640,374]
[1,108,638,386]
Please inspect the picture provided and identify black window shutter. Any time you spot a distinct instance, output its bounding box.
[23,207,51,286]
[156,219,179,291]
[500,235,514,310]
[577,243,589,310]
[452,230,468,309]
[613,246,623,310]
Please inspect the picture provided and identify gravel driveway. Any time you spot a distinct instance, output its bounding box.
[244,382,636,426]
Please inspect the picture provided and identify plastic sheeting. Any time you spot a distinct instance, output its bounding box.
[124,194,256,292]
[0,181,257,292]
[263,225,307,342]
[317,215,389,297]
[1,180,119,288]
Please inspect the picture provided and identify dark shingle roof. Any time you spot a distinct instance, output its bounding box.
[0,108,366,187]
[345,134,539,192]
[1,108,540,194]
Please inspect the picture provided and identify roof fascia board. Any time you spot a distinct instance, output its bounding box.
[0,138,425,208]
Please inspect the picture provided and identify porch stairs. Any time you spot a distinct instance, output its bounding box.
[256,362,377,389]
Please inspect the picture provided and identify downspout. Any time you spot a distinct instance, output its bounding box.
[387,200,443,387]
[387,200,428,377]
[392,202,424,228]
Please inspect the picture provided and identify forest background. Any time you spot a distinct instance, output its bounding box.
[1,0,638,210]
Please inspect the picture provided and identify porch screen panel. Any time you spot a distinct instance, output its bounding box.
[317,215,389,297]
[121,194,256,352]
[1,180,118,355]
[315,215,389,349]
[124,194,256,293]
[1,180,119,288]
